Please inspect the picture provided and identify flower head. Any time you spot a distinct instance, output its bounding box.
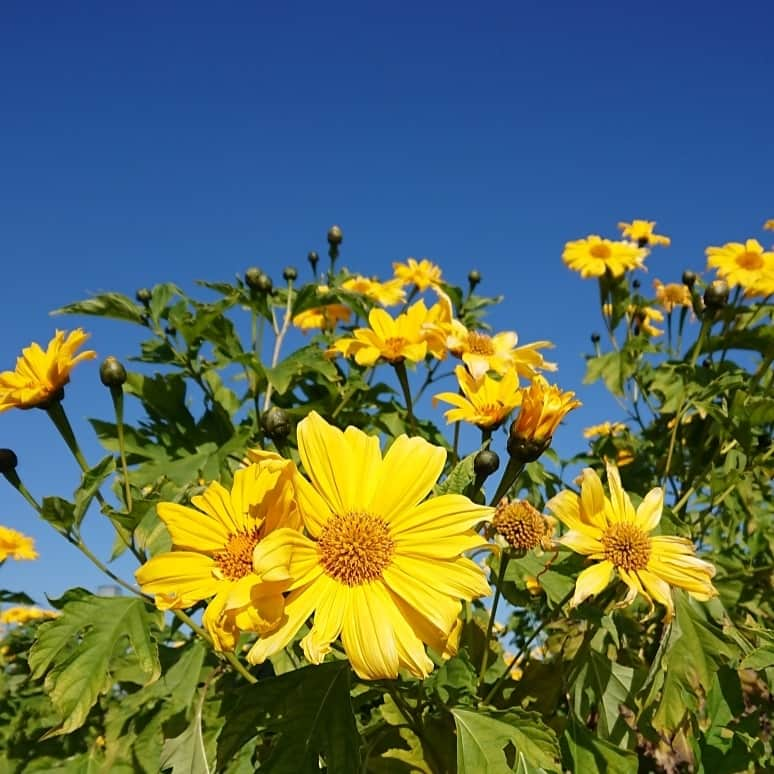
[0,606,59,625]
[293,304,351,332]
[630,305,664,337]
[562,236,648,279]
[653,279,692,313]
[547,463,717,621]
[135,462,300,650]
[763,219,774,231]
[247,412,492,680]
[342,276,406,306]
[617,220,671,247]
[0,525,38,561]
[433,366,521,430]
[705,239,774,297]
[583,422,627,439]
[0,329,97,412]
[393,258,443,290]
[492,499,553,552]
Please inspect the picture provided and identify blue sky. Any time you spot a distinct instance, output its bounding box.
[1,1,772,603]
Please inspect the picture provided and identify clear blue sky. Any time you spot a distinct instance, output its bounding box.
[2,1,772,604]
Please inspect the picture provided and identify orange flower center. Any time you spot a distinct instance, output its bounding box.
[601,522,651,571]
[736,251,764,270]
[466,332,495,355]
[589,243,612,259]
[318,512,394,585]
[215,528,261,581]
[383,337,409,361]
[493,501,547,551]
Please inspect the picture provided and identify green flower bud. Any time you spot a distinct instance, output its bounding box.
[245,267,263,290]
[136,288,152,305]
[99,356,127,388]
[682,270,697,289]
[283,266,298,282]
[262,407,291,439]
[307,251,319,269]
[703,279,729,311]
[468,270,481,291]
[0,449,19,474]
[591,332,601,344]
[327,225,343,247]
[474,449,500,479]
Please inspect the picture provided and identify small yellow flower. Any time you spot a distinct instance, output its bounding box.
[433,366,521,430]
[705,239,774,297]
[653,279,692,312]
[342,276,406,306]
[135,462,301,651]
[492,499,552,552]
[763,219,774,231]
[445,320,556,381]
[562,236,648,279]
[292,304,352,332]
[509,376,581,446]
[583,422,627,439]
[0,525,38,561]
[327,302,430,366]
[617,220,671,247]
[422,287,455,359]
[612,448,635,467]
[393,257,443,290]
[547,463,717,621]
[630,305,664,337]
[524,576,543,596]
[0,329,97,412]
[0,606,59,625]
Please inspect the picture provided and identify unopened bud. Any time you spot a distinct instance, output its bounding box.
[262,407,291,440]
[136,288,152,305]
[327,225,343,247]
[0,449,18,475]
[308,251,319,270]
[99,357,127,388]
[474,449,500,479]
[591,332,601,344]
[283,266,298,282]
[245,267,263,290]
[703,279,729,311]
[682,270,697,289]
[507,430,551,464]
[468,270,481,291]
[632,279,641,290]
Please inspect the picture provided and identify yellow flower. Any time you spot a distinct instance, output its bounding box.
[617,220,671,247]
[492,499,552,551]
[0,525,38,561]
[393,257,442,290]
[583,422,627,439]
[247,412,492,680]
[653,279,692,312]
[293,304,352,332]
[763,219,774,231]
[611,448,635,467]
[509,376,581,446]
[562,236,648,279]
[0,606,59,625]
[0,329,97,412]
[421,287,455,359]
[630,305,664,337]
[705,239,774,296]
[547,463,717,621]
[342,276,406,306]
[433,366,521,429]
[135,462,301,651]
[445,320,556,380]
[327,302,430,366]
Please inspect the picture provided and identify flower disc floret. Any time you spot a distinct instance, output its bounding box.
[493,500,550,551]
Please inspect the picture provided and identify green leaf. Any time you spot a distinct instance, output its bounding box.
[28,588,161,737]
[73,455,116,526]
[561,717,637,774]
[160,692,211,774]
[452,708,561,773]
[264,345,340,396]
[434,453,476,496]
[216,661,360,773]
[149,282,183,325]
[52,292,145,323]
[40,496,76,533]
[740,645,774,670]
[0,588,36,605]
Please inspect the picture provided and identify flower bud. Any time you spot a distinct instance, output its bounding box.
[632,279,641,290]
[99,357,127,388]
[262,407,291,440]
[591,332,601,344]
[327,225,343,247]
[682,270,697,289]
[308,251,319,270]
[506,434,551,464]
[245,267,263,290]
[703,279,729,311]
[283,266,298,282]
[136,288,152,305]
[474,449,500,479]
[165,326,176,337]
[0,449,19,474]
[468,270,481,291]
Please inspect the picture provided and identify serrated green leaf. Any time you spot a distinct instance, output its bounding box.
[265,345,340,396]
[561,717,637,774]
[39,496,76,533]
[434,453,476,496]
[52,292,144,323]
[73,455,116,526]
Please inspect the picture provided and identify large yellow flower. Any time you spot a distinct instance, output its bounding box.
[0,525,38,561]
[617,220,671,247]
[509,376,580,446]
[653,279,692,312]
[547,463,717,621]
[327,301,430,366]
[562,236,648,279]
[393,257,443,290]
[0,329,96,412]
[0,606,58,625]
[445,320,556,380]
[342,275,406,306]
[248,412,492,680]
[135,462,300,650]
[293,304,352,332]
[433,366,521,429]
[705,239,774,296]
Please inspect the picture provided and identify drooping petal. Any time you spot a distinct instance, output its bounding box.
[637,569,676,621]
[203,589,239,651]
[570,560,614,608]
[301,575,350,664]
[135,552,220,609]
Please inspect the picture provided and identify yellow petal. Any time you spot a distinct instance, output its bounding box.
[605,463,636,523]
[558,529,605,557]
[203,589,238,651]
[636,486,664,533]
[135,552,221,608]
[389,494,491,537]
[297,411,349,515]
[389,590,459,663]
[156,502,230,553]
[571,560,614,608]
[637,569,675,621]
[191,481,242,535]
[342,425,383,512]
[546,490,602,539]
[253,528,323,589]
[579,468,608,531]
[302,575,350,664]
[394,531,490,559]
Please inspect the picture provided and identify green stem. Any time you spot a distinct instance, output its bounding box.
[384,684,443,774]
[2,470,42,516]
[109,385,133,513]
[262,280,294,412]
[46,400,98,481]
[393,360,416,431]
[489,458,525,506]
[479,553,509,685]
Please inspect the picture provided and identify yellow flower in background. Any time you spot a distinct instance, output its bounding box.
[653,279,692,312]
[547,463,717,621]
[617,220,671,247]
[763,219,774,231]
[248,412,492,680]
[327,302,429,366]
[631,305,664,337]
[433,365,521,429]
[445,320,556,380]
[0,606,59,625]
[135,462,301,651]
[562,235,648,279]
[705,239,774,296]
[0,329,97,412]
[509,376,580,445]
[0,525,38,561]
[583,422,627,439]
[342,275,406,306]
[422,287,454,359]
[393,257,443,290]
[293,304,352,332]
[611,448,635,467]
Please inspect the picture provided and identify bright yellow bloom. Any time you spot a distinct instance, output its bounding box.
[445,320,556,381]
[247,412,492,680]
[653,279,692,312]
[617,220,671,247]
[393,257,443,290]
[631,305,664,337]
[509,376,580,445]
[547,463,717,621]
[135,462,301,651]
[0,525,38,561]
[583,422,627,439]
[433,366,521,430]
[422,287,454,359]
[562,236,648,279]
[327,302,430,366]
[0,606,59,625]
[763,219,774,231]
[705,239,774,296]
[0,329,97,412]
[342,275,406,306]
[293,304,351,332]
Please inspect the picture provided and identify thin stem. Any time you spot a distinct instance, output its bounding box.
[451,420,461,465]
[384,684,443,774]
[489,458,525,506]
[479,553,509,684]
[263,281,294,412]
[393,360,416,431]
[109,386,133,513]
[2,470,42,516]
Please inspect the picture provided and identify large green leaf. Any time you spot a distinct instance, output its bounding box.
[28,589,161,737]
[451,708,561,773]
[264,344,340,396]
[434,453,476,496]
[560,717,637,774]
[216,661,360,773]
[160,689,211,774]
[52,292,145,323]
[73,454,116,526]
